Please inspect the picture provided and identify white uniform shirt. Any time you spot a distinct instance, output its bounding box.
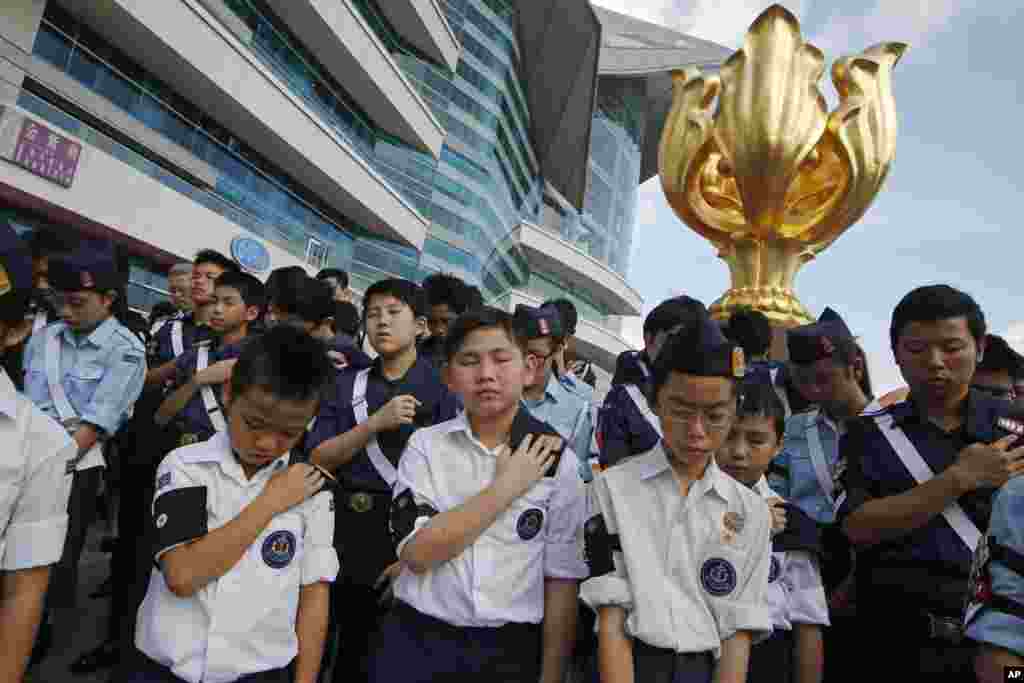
[580,445,773,658]
[392,411,589,627]
[0,369,75,570]
[135,432,339,683]
[753,477,829,631]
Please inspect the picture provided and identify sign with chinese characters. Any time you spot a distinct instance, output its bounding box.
[7,119,82,188]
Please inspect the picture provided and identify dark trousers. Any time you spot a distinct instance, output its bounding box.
[48,466,103,609]
[329,580,390,683]
[859,612,975,682]
[124,648,291,682]
[748,630,794,683]
[110,464,157,647]
[631,640,714,683]
[368,601,542,683]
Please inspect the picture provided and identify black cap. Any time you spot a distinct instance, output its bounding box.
[49,247,121,293]
[513,304,563,340]
[0,220,32,300]
[659,315,745,379]
[787,307,853,365]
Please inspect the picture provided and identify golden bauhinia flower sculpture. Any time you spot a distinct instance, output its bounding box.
[659,4,906,325]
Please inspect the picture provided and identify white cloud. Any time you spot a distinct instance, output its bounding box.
[811,0,959,58]
[592,0,811,49]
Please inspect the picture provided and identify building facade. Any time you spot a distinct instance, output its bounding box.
[0,0,728,374]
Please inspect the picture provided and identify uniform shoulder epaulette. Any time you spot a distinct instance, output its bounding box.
[772,504,824,555]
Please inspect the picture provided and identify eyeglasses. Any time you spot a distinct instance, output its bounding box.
[971,384,1017,400]
[661,407,733,432]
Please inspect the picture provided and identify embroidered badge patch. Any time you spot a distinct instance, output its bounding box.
[517,508,545,541]
[157,472,172,491]
[700,557,737,597]
[262,530,297,569]
[155,513,168,529]
[769,555,781,584]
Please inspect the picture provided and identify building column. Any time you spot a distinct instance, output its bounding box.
[0,0,46,105]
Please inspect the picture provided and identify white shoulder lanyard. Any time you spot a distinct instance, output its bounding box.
[196,345,227,432]
[44,326,105,469]
[171,320,184,358]
[873,412,981,552]
[44,326,77,422]
[624,384,663,439]
[770,367,792,418]
[805,411,837,507]
[352,368,398,488]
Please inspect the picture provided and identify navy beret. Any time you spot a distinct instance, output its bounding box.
[514,304,563,340]
[658,316,745,379]
[787,307,854,365]
[48,247,122,292]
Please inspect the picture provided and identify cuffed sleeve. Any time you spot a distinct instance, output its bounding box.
[543,447,588,579]
[2,414,75,570]
[580,476,633,611]
[392,430,444,559]
[709,500,773,640]
[299,490,338,585]
[785,551,830,626]
[80,344,146,435]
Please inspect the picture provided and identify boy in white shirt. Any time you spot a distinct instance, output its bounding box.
[131,327,339,683]
[376,306,588,683]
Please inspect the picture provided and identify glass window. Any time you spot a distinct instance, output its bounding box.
[32,23,72,70]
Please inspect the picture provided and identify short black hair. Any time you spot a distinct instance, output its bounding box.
[830,336,874,399]
[264,266,307,306]
[150,300,177,321]
[737,379,786,440]
[27,230,70,260]
[544,298,578,338]
[364,278,427,320]
[422,273,476,316]
[231,325,331,404]
[444,306,526,361]
[215,271,266,310]
[272,276,333,324]
[193,249,240,274]
[466,285,484,311]
[0,290,30,325]
[890,285,986,350]
[333,301,361,338]
[723,309,773,358]
[651,326,737,399]
[316,268,349,289]
[644,296,707,339]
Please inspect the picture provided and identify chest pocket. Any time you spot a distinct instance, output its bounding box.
[500,479,555,545]
[66,365,104,406]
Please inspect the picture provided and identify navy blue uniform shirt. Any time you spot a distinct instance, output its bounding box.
[151,313,214,367]
[307,354,458,492]
[169,339,247,438]
[600,351,660,467]
[837,390,1016,615]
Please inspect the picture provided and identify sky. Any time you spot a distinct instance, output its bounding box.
[593,0,1023,392]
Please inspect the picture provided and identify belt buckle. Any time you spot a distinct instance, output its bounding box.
[349,492,373,513]
[180,433,199,447]
[927,613,963,645]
